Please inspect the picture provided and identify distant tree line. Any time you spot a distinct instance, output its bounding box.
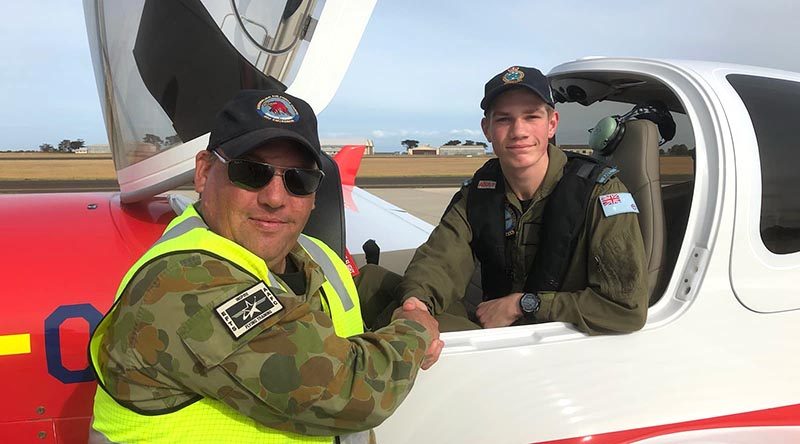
[659,144,695,157]
[38,139,85,153]
[401,139,488,149]
[142,133,181,150]
[35,133,182,153]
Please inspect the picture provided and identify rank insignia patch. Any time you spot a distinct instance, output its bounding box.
[215,281,283,338]
[502,66,525,84]
[477,180,497,189]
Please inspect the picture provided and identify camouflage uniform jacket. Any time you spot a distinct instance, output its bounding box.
[398,145,648,334]
[95,242,432,437]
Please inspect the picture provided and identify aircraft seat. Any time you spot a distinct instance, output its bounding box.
[303,152,346,259]
[591,119,666,305]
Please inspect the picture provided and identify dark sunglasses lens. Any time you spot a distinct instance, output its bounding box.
[227,160,274,190]
[284,169,324,196]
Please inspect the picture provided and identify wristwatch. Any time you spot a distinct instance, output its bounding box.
[519,292,540,319]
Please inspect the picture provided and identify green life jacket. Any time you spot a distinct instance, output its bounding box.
[89,205,365,444]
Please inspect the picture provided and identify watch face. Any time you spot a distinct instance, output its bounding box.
[520,293,538,313]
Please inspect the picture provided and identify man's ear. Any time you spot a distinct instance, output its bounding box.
[481,116,492,142]
[194,150,213,194]
[548,110,560,139]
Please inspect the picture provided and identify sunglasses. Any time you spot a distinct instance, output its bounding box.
[212,150,324,196]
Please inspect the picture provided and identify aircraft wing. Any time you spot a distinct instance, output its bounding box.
[344,184,433,271]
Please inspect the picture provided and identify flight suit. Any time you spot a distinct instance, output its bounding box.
[398,145,648,334]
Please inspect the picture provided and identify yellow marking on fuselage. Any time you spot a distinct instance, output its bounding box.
[0,333,31,356]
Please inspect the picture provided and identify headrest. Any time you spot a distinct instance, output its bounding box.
[588,101,676,155]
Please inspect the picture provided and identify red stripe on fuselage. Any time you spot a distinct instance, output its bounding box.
[539,403,800,443]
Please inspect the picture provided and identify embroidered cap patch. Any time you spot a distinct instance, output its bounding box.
[257,95,300,123]
[502,66,525,84]
[215,281,284,338]
[599,192,639,217]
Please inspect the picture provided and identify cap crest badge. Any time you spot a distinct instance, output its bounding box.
[257,95,300,123]
[502,66,525,84]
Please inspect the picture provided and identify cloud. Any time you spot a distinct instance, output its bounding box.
[371,129,441,138]
[449,128,483,137]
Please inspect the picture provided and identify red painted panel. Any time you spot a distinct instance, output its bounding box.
[54,417,91,444]
[0,192,174,442]
[0,419,56,444]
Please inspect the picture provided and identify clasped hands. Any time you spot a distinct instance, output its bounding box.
[392,297,444,370]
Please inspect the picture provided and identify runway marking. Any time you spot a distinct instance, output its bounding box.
[0,333,31,356]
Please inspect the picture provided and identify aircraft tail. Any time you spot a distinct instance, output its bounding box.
[333,145,366,186]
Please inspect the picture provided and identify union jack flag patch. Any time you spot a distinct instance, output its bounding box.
[599,192,639,217]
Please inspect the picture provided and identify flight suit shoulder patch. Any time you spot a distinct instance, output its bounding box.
[599,192,639,217]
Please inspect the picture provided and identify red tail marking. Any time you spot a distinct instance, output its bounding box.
[333,145,365,186]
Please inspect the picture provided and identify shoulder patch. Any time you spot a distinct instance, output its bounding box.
[477,180,497,190]
[215,281,284,339]
[596,167,619,184]
[462,178,472,187]
[599,192,639,217]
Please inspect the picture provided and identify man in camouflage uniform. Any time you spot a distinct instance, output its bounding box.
[396,66,648,334]
[89,89,443,443]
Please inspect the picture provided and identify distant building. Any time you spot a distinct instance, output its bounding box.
[407,144,438,155]
[320,138,374,156]
[87,144,111,154]
[74,144,110,154]
[438,144,487,156]
[560,144,593,156]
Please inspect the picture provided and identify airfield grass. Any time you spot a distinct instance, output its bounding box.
[0,152,694,181]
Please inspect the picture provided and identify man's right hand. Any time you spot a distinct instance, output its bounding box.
[393,297,444,370]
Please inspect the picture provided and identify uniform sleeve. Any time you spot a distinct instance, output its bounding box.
[116,253,432,437]
[535,178,648,334]
[396,188,476,314]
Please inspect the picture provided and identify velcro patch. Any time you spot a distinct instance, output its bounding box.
[599,192,639,217]
[215,281,283,339]
[596,167,619,184]
[477,180,496,189]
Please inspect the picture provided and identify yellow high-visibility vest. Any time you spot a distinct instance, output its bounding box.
[89,205,365,443]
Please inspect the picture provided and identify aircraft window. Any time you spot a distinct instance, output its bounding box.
[728,74,800,255]
[86,0,314,171]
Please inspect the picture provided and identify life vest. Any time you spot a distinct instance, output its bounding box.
[89,205,366,443]
[466,153,613,299]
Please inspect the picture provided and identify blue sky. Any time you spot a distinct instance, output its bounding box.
[1,0,799,151]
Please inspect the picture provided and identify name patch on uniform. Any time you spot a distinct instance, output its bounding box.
[477,180,497,189]
[599,192,639,217]
[215,281,283,339]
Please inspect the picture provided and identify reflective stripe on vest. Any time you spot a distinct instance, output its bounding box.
[90,204,366,443]
[298,236,354,311]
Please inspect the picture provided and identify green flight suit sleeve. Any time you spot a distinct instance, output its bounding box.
[396,188,476,315]
[100,252,431,437]
[534,178,648,334]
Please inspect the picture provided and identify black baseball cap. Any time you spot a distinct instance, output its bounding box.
[208,89,322,167]
[480,66,555,112]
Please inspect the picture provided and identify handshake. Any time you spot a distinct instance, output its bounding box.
[392,297,444,370]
